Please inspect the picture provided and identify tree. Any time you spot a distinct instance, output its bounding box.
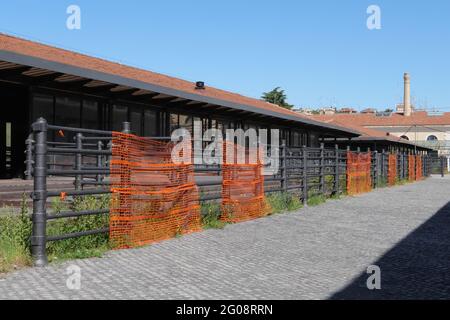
[261,87,294,110]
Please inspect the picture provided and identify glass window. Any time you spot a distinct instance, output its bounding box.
[159,112,168,136]
[170,113,179,133]
[202,118,210,132]
[32,94,54,124]
[112,105,128,131]
[179,114,193,135]
[55,96,81,141]
[427,135,438,141]
[143,110,157,137]
[82,100,99,129]
[130,108,143,135]
[55,96,81,128]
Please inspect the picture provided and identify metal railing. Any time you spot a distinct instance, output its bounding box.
[26,118,441,266]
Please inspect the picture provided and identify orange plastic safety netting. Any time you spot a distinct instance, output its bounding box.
[346,151,372,196]
[388,154,397,186]
[408,155,416,181]
[109,132,202,249]
[416,155,423,180]
[221,143,268,223]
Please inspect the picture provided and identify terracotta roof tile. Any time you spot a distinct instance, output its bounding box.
[312,116,416,145]
[310,112,450,126]
[0,33,354,133]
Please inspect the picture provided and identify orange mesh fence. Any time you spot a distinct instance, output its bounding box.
[416,155,423,180]
[388,154,397,186]
[408,155,416,181]
[221,143,268,223]
[346,151,372,196]
[110,132,201,249]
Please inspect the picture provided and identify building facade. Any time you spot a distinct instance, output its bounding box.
[0,33,359,179]
[310,73,449,156]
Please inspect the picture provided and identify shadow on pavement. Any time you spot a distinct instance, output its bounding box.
[330,201,450,300]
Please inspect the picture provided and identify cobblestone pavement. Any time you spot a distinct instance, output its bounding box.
[1,176,449,300]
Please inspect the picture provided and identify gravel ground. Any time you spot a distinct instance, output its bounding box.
[0,176,449,300]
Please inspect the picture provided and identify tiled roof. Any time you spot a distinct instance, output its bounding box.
[0,33,358,135]
[310,116,418,145]
[310,111,450,126]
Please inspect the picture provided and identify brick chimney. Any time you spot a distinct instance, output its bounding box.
[404,73,411,116]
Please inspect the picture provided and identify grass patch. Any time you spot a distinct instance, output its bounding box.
[0,196,32,274]
[0,194,112,273]
[201,202,226,229]
[330,192,344,200]
[266,192,302,215]
[46,195,110,262]
[376,178,388,188]
[395,178,409,186]
[307,194,327,207]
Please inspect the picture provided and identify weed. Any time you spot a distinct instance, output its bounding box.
[46,195,110,262]
[307,194,327,207]
[201,202,226,229]
[266,192,302,214]
[0,195,32,273]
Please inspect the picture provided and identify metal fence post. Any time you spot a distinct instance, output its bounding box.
[122,121,131,134]
[373,150,378,189]
[403,152,407,180]
[281,139,287,193]
[334,144,339,195]
[423,155,426,177]
[441,156,445,177]
[31,117,48,267]
[320,143,325,194]
[302,145,308,206]
[25,133,34,180]
[97,141,104,183]
[75,133,83,190]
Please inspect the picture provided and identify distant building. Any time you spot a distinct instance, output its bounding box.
[321,107,337,115]
[338,107,357,114]
[361,108,376,114]
[309,73,450,156]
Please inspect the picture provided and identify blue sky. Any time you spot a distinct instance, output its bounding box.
[1,0,449,110]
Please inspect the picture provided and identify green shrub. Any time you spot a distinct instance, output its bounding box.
[0,195,32,273]
[201,202,226,229]
[395,178,408,186]
[307,194,327,207]
[266,192,302,214]
[46,195,110,262]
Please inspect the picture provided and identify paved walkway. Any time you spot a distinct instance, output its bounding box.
[1,176,449,300]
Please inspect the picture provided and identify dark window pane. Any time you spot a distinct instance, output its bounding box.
[33,94,53,124]
[179,114,193,135]
[55,96,81,141]
[159,112,168,136]
[112,105,128,131]
[170,113,179,132]
[130,108,142,135]
[82,100,99,129]
[144,110,157,137]
[55,96,81,127]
